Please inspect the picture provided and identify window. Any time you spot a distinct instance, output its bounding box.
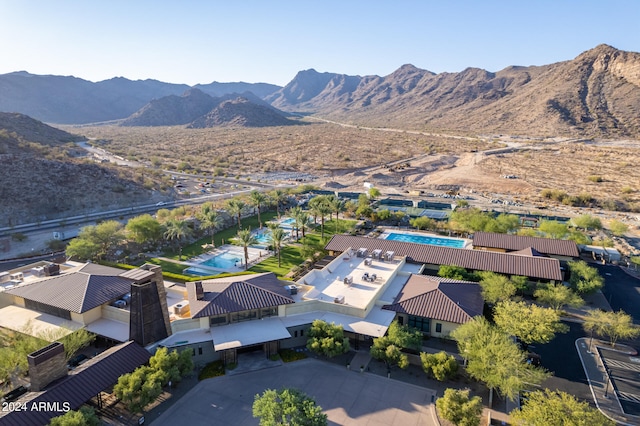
[210,315,227,326]
[408,316,430,333]
[397,316,404,325]
[300,329,304,337]
[294,330,298,337]
[435,323,442,333]
[198,346,203,355]
[261,307,277,318]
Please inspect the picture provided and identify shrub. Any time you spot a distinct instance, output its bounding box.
[198,360,225,380]
[279,348,308,363]
[588,175,603,183]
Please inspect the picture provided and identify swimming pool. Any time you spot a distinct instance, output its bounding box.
[199,252,242,269]
[252,229,291,247]
[183,267,221,277]
[384,232,466,248]
[280,217,296,227]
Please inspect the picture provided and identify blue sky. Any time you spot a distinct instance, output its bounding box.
[1,1,638,86]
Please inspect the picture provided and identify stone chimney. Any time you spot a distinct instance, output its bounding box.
[28,342,67,391]
[195,281,204,300]
[128,264,172,346]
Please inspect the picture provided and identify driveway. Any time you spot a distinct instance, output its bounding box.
[596,263,640,324]
[151,358,437,426]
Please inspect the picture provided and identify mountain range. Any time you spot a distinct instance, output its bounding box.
[1,44,639,137]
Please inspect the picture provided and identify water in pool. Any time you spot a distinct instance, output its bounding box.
[200,252,242,269]
[384,233,465,248]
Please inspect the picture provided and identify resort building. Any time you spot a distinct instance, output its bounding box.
[471,231,579,262]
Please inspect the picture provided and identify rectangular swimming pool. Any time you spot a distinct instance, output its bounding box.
[384,232,465,248]
[200,252,243,269]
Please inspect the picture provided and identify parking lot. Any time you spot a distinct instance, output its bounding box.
[600,348,640,416]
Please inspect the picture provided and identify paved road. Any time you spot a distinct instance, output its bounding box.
[596,263,640,324]
[533,321,592,402]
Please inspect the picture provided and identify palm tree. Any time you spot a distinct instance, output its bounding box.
[225,198,246,230]
[231,228,258,271]
[198,203,224,247]
[327,195,346,234]
[298,211,310,239]
[249,190,268,229]
[309,196,332,239]
[269,189,288,219]
[267,224,287,267]
[289,206,303,240]
[163,219,193,260]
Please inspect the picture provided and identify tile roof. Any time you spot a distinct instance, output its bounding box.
[186,272,294,318]
[382,275,483,324]
[472,232,579,258]
[0,341,150,426]
[5,263,133,313]
[325,235,563,281]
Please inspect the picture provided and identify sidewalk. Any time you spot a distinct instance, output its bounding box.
[576,337,640,425]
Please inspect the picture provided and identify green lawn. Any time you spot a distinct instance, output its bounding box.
[155,215,357,280]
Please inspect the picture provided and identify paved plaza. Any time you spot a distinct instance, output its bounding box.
[152,358,438,426]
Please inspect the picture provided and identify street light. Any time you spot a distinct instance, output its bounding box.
[604,368,612,398]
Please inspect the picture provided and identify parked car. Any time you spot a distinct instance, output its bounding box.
[67,353,88,369]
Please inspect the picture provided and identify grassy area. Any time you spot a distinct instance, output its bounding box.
[164,211,279,260]
[155,215,357,280]
[249,218,357,279]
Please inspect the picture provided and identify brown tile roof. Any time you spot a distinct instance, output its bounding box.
[472,232,579,258]
[325,235,563,281]
[382,275,483,324]
[5,263,133,313]
[0,341,150,426]
[186,272,294,318]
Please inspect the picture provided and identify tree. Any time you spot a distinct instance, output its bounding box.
[370,321,422,370]
[436,388,482,426]
[269,189,289,219]
[58,329,96,361]
[163,219,193,260]
[249,190,268,229]
[571,214,602,231]
[65,237,100,261]
[420,351,459,381]
[198,203,224,246]
[126,214,163,245]
[451,317,549,406]
[82,220,125,258]
[493,300,568,345]
[608,219,629,236]
[289,206,304,240]
[492,213,521,234]
[113,366,162,414]
[478,271,517,304]
[308,195,333,239]
[231,228,258,270]
[306,320,350,357]
[438,265,478,281]
[511,389,614,426]
[225,198,246,230]
[66,220,125,261]
[533,283,583,311]
[50,406,101,426]
[583,309,640,348]
[253,388,327,426]
[568,260,603,294]
[538,220,569,239]
[410,216,436,231]
[367,187,381,199]
[268,225,287,267]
